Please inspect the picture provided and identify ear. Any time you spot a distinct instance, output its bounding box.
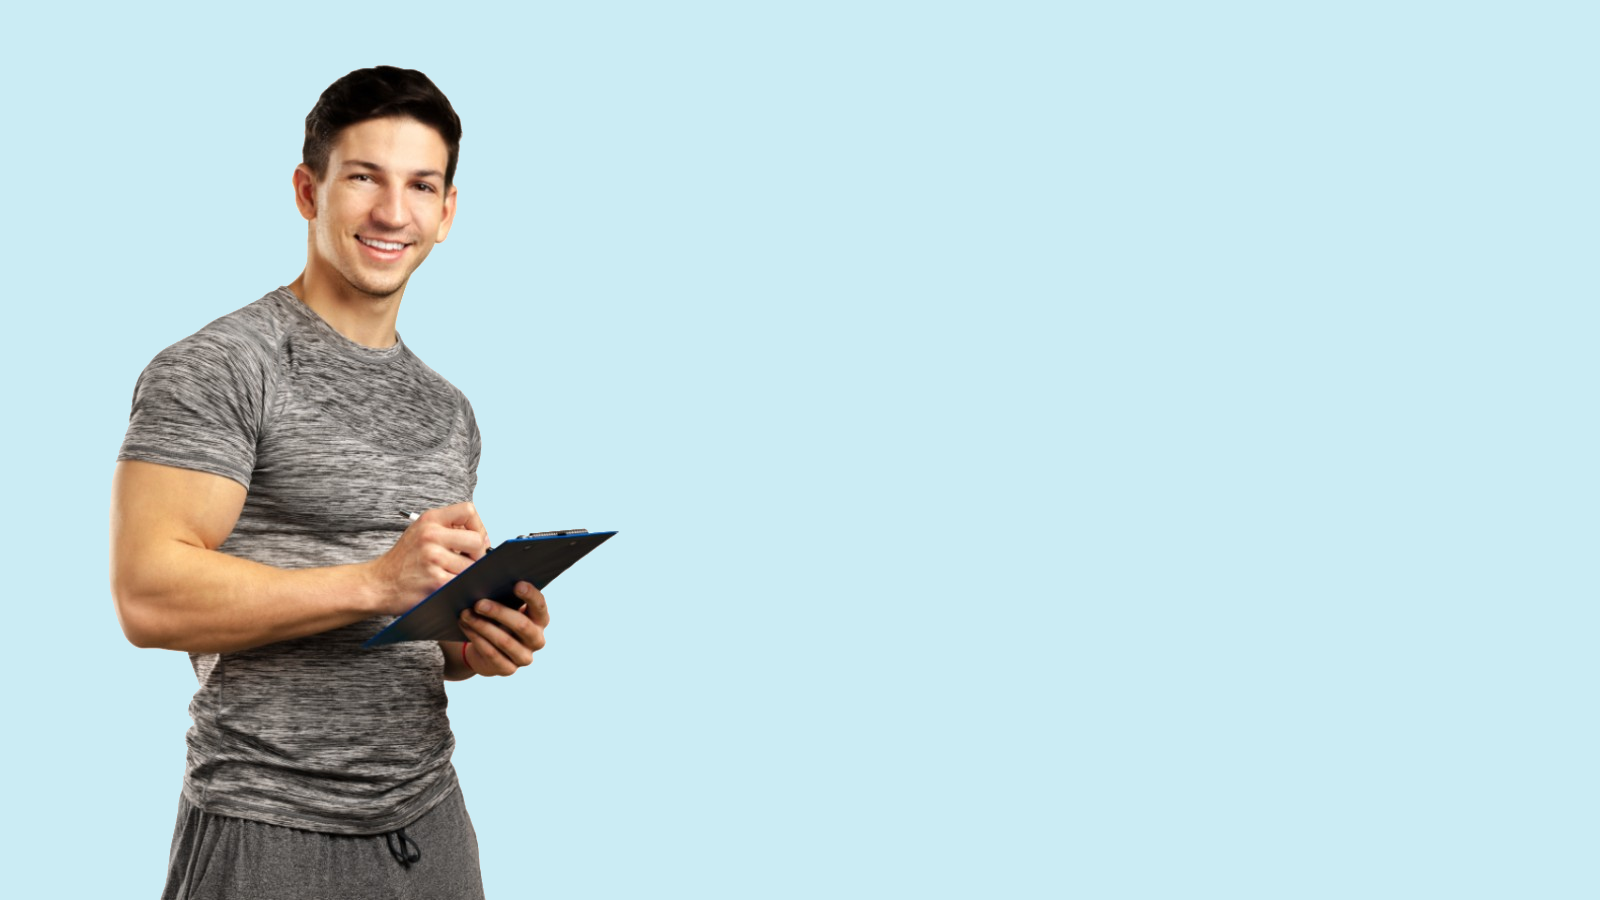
[434,184,459,244]
[292,164,319,222]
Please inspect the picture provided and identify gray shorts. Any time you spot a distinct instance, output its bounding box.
[161,786,485,900]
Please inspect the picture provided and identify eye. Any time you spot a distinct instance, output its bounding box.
[414,182,438,193]
[350,173,374,183]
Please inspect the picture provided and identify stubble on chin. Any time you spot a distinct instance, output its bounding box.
[346,272,409,301]
[334,252,414,301]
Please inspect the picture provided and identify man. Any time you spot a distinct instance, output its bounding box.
[111,66,538,899]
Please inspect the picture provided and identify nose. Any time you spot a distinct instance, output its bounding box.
[371,183,407,229]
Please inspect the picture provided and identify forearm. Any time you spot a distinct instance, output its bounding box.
[113,539,385,654]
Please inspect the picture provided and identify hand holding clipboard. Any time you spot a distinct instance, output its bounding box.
[365,527,617,648]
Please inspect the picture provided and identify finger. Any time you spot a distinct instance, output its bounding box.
[458,617,512,674]
[472,600,545,656]
[461,629,515,677]
[425,544,474,578]
[431,502,489,546]
[426,564,459,591]
[515,583,550,628]
[464,611,524,669]
[462,606,536,667]
[471,598,536,643]
[426,524,488,561]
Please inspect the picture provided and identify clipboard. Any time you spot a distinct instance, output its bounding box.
[364,529,617,647]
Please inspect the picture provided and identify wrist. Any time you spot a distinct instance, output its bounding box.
[439,640,476,680]
[350,560,391,617]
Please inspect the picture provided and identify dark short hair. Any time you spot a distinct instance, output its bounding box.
[303,66,462,188]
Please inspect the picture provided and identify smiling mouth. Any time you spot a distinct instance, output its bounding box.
[358,235,411,252]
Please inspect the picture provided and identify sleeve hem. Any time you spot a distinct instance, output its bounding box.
[115,450,253,491]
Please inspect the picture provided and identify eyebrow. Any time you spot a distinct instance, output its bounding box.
[340,159,445,181]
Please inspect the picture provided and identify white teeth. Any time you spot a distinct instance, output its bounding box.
[359,237,406,251]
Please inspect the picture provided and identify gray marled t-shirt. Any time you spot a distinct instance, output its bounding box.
[118,287,480,834]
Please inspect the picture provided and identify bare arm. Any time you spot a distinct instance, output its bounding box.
[110,460,488,654]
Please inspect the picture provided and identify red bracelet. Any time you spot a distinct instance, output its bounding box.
[460,640,477,675]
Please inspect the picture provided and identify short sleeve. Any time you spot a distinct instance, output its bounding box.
[117,329,272,489]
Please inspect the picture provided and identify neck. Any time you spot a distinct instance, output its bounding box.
[287,267,404,349]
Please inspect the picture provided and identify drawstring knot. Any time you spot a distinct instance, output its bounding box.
[385,827,422,868]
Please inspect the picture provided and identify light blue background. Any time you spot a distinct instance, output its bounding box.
[2,2,1594,897]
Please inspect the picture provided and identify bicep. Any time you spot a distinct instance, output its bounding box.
[112,460,247,556]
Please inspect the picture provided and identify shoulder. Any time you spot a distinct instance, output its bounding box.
[121,291,298,485]
[145,291,290,378]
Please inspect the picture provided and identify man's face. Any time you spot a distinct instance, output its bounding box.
[297,116,457,300]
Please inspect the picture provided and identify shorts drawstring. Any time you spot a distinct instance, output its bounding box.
[386,827,422,868]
